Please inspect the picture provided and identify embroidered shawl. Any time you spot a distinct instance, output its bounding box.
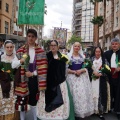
[15,44,47,97]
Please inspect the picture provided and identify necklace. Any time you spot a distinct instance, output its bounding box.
[6,53,13,56]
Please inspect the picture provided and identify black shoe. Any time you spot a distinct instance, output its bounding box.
[99,115,105,120]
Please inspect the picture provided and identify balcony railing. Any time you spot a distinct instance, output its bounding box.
[75,2,82,10]
[75,23,81,27]
[75,12,82,16]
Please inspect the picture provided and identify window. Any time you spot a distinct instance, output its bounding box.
[107,1,109,6]
[106,22,108,30]
[116,2,119,12]
[100,7,103,15]
[5,21,9,34]
[5,3,9,12]
[0,0,1,9]
[116,17,118,27]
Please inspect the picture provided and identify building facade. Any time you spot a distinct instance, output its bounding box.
[72,0,94,46]
[13,0,23,36]
[67,31,72,42]
[0,0,16,34]
[98,0,120,50]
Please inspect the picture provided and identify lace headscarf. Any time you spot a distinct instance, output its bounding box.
[67,43,85,60]
[3,40,16,55]
[1,40,16,62]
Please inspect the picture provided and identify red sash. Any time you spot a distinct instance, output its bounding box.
[111,68,119,78]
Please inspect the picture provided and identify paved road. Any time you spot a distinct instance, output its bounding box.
[26,110,118,120]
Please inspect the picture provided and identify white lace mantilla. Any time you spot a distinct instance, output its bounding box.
[66,70,94,118]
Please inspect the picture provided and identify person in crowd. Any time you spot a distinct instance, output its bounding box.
[62,48,68,55]
[104,38,120,119]
[66,42,94,119]
[12,29,48,120]
[0,37,4,56]
[37,40,75,120]
[90,47,110,120]
[0,40,19,120]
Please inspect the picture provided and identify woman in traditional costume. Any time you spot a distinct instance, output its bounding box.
[37,40,75,120]
[66,42,94,118]
[90,47,110,120]
[0,40,19,120]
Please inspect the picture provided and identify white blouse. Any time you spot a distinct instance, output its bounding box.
[12,47,37,75]
[111,53,117,68]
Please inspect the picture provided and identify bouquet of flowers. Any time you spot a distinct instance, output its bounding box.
[59,54,72,65]
[82,58,92,68]
[60,54,68,63]
[92,64,111,80]
[0,64,13,81]
[22,54,30,70]
[118,62,120,67]
[1,68,11,73]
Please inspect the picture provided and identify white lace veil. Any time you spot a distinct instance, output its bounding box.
[3,40,16,56]
[67,43,85,60]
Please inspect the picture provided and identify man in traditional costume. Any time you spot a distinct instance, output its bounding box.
[13,29,48,120]
[104,38,120,119]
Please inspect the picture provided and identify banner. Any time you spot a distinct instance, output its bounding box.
[18,0,45,25]
[53,27,67,48]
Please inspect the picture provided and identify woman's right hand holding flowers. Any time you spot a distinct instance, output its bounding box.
[93,72,102,77]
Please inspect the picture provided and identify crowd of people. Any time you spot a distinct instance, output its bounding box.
[0,29,120,120]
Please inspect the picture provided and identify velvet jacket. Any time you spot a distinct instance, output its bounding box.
[45,51,66,112]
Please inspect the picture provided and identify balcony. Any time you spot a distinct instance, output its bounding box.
[75,11,82,16]
[75,17,82,21]
[75,22,81,27]
[75,29,81,32]
[75,2,82,10]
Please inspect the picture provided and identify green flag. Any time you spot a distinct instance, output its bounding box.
[18,0,45,25]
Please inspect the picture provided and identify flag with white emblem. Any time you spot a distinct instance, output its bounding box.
[18,0,45,25]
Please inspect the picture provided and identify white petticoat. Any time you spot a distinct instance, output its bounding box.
[37,81,69,120]
[66,70,94,118]
[0,82,15,115]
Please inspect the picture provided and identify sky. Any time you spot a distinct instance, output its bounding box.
[43,0,73,37]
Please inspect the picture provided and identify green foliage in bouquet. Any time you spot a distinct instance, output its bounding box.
[0,62,14,80]
[82,58,92,68]
[116,55,120,67]
[60,54,69,63]
[92,64,111,80]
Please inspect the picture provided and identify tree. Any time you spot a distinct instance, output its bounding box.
[67,35,82,50]
[91,16,104,46]
[90,0,110,50]
[42,40,51,51]
[67,35,82,45]
[90,0,103,4]
[90,0,104,47]
[111,0,114,39]
[102,0,106,51]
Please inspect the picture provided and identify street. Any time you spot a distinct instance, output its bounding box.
[26,110,118,120]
